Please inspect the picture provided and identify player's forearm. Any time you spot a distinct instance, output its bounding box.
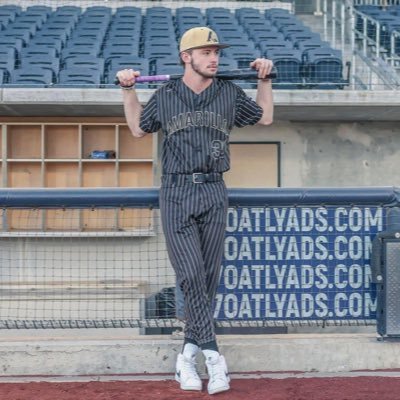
[122,89,147,138]
[256,80,274,126]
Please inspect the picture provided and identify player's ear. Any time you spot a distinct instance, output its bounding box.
[181,51,192,64]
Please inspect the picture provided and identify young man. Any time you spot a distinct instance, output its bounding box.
[117,26,274,395]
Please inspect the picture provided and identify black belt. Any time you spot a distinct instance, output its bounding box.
[163,172,223,184]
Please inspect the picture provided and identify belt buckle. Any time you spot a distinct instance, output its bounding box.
[192,173,204,183]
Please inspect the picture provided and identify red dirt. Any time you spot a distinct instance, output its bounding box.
[0,376,399,400]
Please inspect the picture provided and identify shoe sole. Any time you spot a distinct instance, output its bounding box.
[208,383,230,395]
[175,374,202,391]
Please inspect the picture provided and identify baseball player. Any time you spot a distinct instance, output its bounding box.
[117,26,274,395]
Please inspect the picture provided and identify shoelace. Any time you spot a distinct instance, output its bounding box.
[181,357,198,376]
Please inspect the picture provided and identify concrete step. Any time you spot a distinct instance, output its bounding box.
[0,331,398,377]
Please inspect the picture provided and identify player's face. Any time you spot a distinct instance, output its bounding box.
[189,47,220,78]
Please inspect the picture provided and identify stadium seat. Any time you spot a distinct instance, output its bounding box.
[108,24,142,39]
[0,46,15,77]
[0,28,31,46]
[20,56,60,79]
[222,47,261,68]
[260,40,294,56]
[297,40,331,58]
[0,36,23,54]
[27,37,63,56]
[58,67,102,87]
[114,6,141,16]
[20,45,58,59]
[303,48,345,89]
[108,56,150,75]
[286,31,321,46]
[0,5,21,21]
[36,27,69,46]
[61,47,100,61]
[85,6,112,16]
[64,56,105,77]
[9,66,53,87]
[143,43,179,60]
[102,44,141,63]
[266,48,303,89]
[154,59,183,75]
[0,69,6,85]
[64,38,103,56]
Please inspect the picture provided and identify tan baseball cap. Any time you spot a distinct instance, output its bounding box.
[179,27,229,53]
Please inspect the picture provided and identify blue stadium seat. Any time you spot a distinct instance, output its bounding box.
[0,36,23,54]
[0,5,22,20]
[249,27,281,43]
[85,6,112,16]
[266,48,303,89]
[114,6,141,16]
[9,66,53,87]
[64,56,105,77]
[176,7,202,16]
[36,27,69,46]
[108,56,150,75]
[260,40,294,56]
[62,47,100,61]
[0,46,15,77]
[297,40,331,58]
[108,25,141,39]
[26,5,53,15]
[0,28,31,45]
[303,47,345,89]
[0,15,12,30]
[146,7,173,17]
[20,56,60,79]
[286,31,321,46]
[206,8,231,17]
[254,31,285,46]
[53,7,81,23]
[44,16,77,33]
[143,43,179,60]
[222,47,261,68]
[102,44,141,63]
[64,38,103,56]
[154,59,183,75]
[57,67,102,87]
[0,69,6,85]
[20,45,58,59]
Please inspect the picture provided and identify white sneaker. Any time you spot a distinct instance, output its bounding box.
[205,354,230,395]
[175,353,202,391]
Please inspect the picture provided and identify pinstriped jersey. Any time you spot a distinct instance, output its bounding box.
[139,78,263,174]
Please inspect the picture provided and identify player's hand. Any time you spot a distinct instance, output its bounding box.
[249,58,274,80]
[116,69,140,88]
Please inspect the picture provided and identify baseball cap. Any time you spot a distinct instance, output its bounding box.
[179,27,230,53]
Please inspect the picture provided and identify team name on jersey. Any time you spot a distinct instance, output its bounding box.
[166,111,228,135]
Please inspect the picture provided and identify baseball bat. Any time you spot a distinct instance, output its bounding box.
[114,67,277,85]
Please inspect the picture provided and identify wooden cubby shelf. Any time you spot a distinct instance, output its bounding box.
[1,120,156,234]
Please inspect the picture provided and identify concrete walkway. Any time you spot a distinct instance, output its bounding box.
[0,330,400,378]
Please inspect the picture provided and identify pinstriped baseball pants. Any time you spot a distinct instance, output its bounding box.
[160,179,228,345]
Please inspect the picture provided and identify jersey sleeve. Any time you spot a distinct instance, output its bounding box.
[234,87,264,128]
[139,93,161,133]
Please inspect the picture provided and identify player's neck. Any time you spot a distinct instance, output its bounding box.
[182,71,213,94]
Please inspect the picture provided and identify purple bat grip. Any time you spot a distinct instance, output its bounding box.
[135,74,171,83]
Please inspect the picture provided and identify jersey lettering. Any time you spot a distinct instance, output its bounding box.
[166,111,228,135]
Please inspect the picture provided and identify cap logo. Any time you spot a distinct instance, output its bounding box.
[207,31,218,43]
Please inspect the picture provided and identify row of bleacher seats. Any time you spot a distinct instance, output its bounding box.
[355,5,400,54]
[0,4,348,89]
